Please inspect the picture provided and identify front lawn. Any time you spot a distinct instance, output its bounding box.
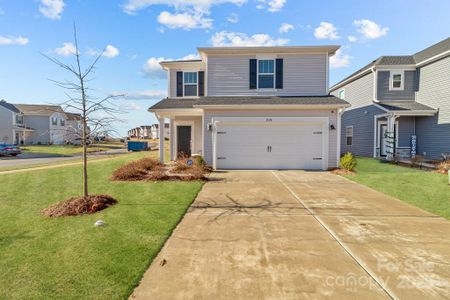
[343,158,450,220]
[0,152,203,299]
[22,144,120,156]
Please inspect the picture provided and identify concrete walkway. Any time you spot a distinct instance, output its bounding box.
[131,171,450,300]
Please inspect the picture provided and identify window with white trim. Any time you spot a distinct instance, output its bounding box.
[258,59,275,89]
[52,117,58,125]
[183,72,197,97]
[15,114,24,125]
[390,71,404,90]
[338,89,345,100]
[346,126,353,146]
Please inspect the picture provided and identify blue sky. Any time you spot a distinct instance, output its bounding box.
[1,0,449,136]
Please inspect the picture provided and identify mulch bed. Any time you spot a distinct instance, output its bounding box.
[42,194,117,217]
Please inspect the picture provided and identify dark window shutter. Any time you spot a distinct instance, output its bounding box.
[176,71,183,97]
[276,58,283,89]
[198,71,205,96]
[249,59,257,89]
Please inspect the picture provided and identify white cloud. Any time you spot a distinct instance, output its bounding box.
[353,19,388,39]
[122,0,246,30]
[227,13,239,23]
[347,35,357,42]
[39,0,65,20]
[117,90,167,100]
[279,23,294,33]
[157,11,212,29]
[256,0,286,12]
[102,45,120,58]
[0,35,29,46]
[54,42,76,56]
[314,22,339,40]
[330,49,351,69]
[142,54,199,78]
[211,31,289,47]
[122,102,142,111]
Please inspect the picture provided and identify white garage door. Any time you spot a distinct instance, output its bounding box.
[215,119,328,170]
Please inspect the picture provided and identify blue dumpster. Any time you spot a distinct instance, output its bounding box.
[127,141,149,152]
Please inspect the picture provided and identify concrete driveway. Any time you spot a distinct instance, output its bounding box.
[131,171,450,300]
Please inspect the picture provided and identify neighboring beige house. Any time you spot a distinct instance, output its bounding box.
[0,100,67,145]
[149,45,349,170]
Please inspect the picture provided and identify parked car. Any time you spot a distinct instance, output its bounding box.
[0,144,22,156]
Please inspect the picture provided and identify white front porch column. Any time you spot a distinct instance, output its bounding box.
[386,114,398,161]
[158,116,165,163]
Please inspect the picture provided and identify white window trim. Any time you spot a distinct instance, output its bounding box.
[257,59,276,89]
[345,125,353,146]
[338,89,345,100]
[389,70,404,91]
[182,71,198,97]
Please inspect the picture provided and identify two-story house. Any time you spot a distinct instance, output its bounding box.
[0,100,67,145]
[148,46,349,170]
[150,123,170,140]
[331,37,449,161]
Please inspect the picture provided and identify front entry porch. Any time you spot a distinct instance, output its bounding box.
[373,106,437,160]
[155,111,203,163]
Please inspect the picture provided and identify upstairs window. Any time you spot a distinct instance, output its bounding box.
[346,126,353,146]
[183,72,198,97]
[60,119,65,126]
[52,117,58,125]
[258,59,275,89]
[338,89,345,100]
[15,114,24,125]
[390,71,404,90]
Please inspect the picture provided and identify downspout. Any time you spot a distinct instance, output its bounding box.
[371,67,379,102]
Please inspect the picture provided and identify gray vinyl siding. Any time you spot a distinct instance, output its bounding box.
[203,109,338,168]
[0,106,14,144]
[331,72,374,109]
[206,54,327,97]
[340,105,385,157]
[377,70,416,100]
[397,116,415,148]
[414,56,450,159]
[24,116,50,144]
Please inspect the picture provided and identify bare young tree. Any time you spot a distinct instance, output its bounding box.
[42,24,122,197]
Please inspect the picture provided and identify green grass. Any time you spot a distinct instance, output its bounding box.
[22,144,122,156]
[343,158,450,219]
[0,152,203,299]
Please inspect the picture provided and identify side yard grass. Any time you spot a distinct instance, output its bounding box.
[0,151,203,299]
[343,157,450,220]
[22,144,123,156]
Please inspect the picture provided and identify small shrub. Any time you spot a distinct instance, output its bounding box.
[193,155,207,167]
[436,160,450,174]
[111,157,161,181]
[173,155,191,172]
[339,152,357,171]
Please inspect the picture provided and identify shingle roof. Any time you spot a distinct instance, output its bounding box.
[414,37,450,63]
[331,37,450,91]
[66,112,81,120]
[14,104,65,116]
[377,101,436,112]
[0,100,20,113]
[149,96,349,110]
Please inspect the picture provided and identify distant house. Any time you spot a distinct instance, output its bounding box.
[65,112,83,143]
[150,123,170,139]
[0,100,67,145]
[330,37,449,160]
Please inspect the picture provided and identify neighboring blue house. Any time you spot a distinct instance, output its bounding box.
[330,37,450,161]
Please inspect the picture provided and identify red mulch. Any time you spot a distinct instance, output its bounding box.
[331,169,356,175]
[42,194,117,217]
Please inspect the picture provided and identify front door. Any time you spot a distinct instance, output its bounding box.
[380,124,388,156]
[177,126,191,157]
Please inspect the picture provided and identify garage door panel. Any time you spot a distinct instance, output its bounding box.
[215,121,326,170]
